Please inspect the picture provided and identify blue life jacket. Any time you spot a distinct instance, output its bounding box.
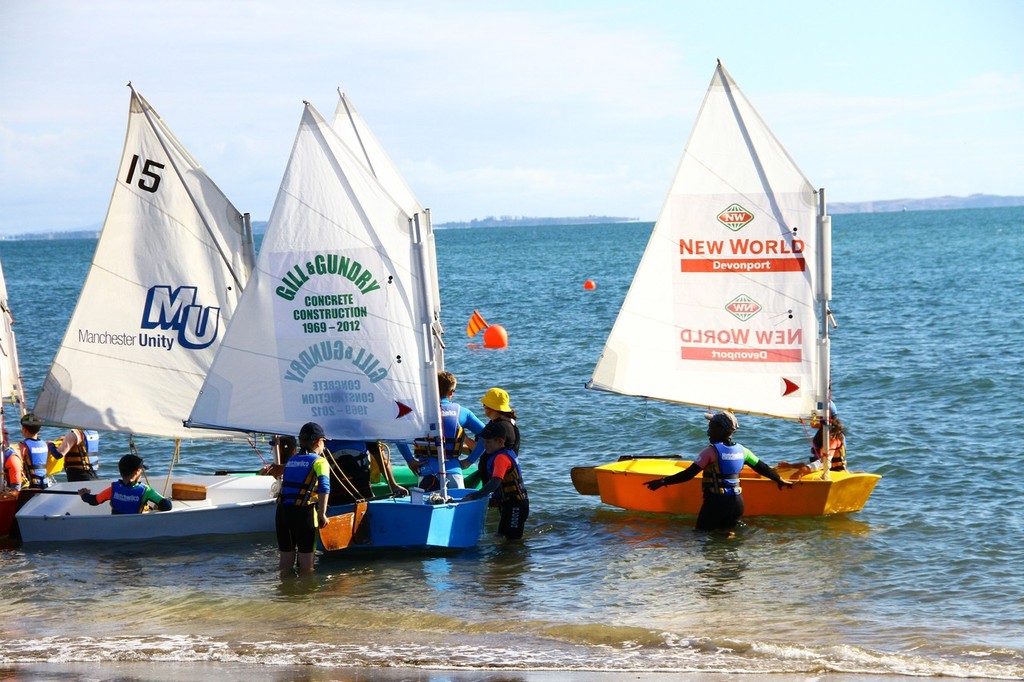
[110,480,148,514]
[279,452,321,506]
[703,443,745,496]
[481,447,528,504]
[23,438,49,488]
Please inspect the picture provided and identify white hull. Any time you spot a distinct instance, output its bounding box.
[16,475,276,543]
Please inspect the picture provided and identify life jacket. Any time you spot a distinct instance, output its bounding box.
[110,480,149,514]
[813,435,847,471]
[278,452,322,506]
[413,401,465,461]
[22,438,50,488]
[703,443,745,496]
[481,447,527,504]
[64,430,100,472]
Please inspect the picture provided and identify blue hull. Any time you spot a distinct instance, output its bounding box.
[324,488,488,552]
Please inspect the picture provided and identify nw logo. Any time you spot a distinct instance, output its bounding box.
[726,294,761,321]
[141,286,221,350]
[717,204,754,231]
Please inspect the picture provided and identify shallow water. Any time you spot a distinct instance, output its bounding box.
[1,206,1022,679]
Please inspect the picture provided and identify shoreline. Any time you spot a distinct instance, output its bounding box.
[2,662,951,682]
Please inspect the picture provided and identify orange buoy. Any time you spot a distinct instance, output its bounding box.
[482,324,509,349]
[583,279,596,290]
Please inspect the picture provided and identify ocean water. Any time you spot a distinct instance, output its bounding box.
[0,206,1022,680]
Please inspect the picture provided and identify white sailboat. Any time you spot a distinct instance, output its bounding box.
[578,62,879,516]
[186,96,487,551]
[0,258,26,429]
[1,258,27,536]
[16,85,276,543]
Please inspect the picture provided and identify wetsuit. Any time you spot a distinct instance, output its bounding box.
[408,398,487,490]
[479,446,529,540]
[276,450,330,553]
[661,442,786,531]
[81,480,171,514]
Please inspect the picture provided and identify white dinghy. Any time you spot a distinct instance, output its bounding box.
[17,85,275,543]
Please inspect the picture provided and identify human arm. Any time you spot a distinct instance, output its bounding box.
[314,457,331,526]
[463,453,512,501]
[396,442,417,467]
[463,438,485,466]
[462,477,500,502]
[143,486,172,512]
[52,429,82,458]
[745,450,794,489]
[78,486,112,506]
[460,408,487,455]
[369,442,407,497]
[4,450,22,490]
[644,462,703,491]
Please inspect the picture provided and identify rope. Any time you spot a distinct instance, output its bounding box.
[322,446,365,503]
[247,436,269,465]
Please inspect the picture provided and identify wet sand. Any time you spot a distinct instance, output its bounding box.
[1,662,943,682]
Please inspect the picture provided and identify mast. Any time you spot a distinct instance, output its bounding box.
[817,187,832,479]
[413,212,448,500]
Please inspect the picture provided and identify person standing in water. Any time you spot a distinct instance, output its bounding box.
[645,411,792,531]
[276,422,331,575]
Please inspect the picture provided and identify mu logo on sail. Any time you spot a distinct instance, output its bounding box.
[141,285,221,350]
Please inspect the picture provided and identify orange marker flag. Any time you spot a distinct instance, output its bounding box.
[466,310,488,338]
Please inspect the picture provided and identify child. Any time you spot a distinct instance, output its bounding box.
[78,454,172,514]
[462,419,529,540]
[782,414,847,480]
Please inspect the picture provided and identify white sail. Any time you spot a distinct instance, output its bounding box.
[32,85,255,440]
[187,102,440,441]
[589,62,824,421]
[0,259,25,410]
[331,90,443,345]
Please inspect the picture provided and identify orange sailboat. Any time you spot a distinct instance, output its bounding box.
[576,62,880,517]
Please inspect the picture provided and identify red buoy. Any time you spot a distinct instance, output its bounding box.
[482,324,509,349]
[583,279,596,290]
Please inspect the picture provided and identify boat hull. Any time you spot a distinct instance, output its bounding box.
[324,487,488,552]
[0,489,18,537]
[15,475,277,543]
[594,459,880,516]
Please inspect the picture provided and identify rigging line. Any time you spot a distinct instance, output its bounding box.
[337,88,377,178]
[322,446,366,502]
[301,104,420,319]
[690,66,815,291]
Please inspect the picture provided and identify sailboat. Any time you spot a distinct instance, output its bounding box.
[186,95,488,552]
[15,85,277,543]
[329,90,481,494]
[0,258,27,537]
[576,62,880,516]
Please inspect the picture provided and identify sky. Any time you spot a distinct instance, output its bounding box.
[1,0,1021,234]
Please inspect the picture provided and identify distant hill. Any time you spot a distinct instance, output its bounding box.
[829,193,1024,214]
[4,195,1023,240]
[434,215,638,229]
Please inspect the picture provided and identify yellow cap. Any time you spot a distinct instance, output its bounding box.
[480,387,512,412]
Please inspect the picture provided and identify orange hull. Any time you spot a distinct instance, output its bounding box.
[594,459,880,517]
